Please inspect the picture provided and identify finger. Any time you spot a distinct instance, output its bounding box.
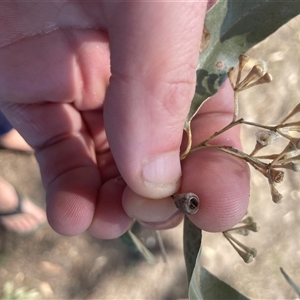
[104,2,208,199]
[88,178,132,239]
[122,186,178,222]
[183,149,249,232]
[2,101,102,236]
[122,187,185,230]
[139,212,184,231]
[0,29,110,108]
[0,29,112,235]
[182,81,250,232]
[122,81,250,232]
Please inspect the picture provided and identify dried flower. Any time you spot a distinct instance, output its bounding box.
[236,65,264,89]
[250,130,280,155]
[228,67,236,90]
[227,55,272,121]
[269,169,285,184]
[223,215,259,263]
[241,216,254,224]
[282,162,300,172]
[226,222,259,236]
[228,55,250,89]
[270,184,283,203]
[172,193,199,215]
[223,231,257,263]
[256,130,280,146]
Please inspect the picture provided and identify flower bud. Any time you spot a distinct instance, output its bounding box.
[270,185,283,203]
[172,193,199,215]
[236,64,265,90]
[256,130,280,146]
[269,169,284,184]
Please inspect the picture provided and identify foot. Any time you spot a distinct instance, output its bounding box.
[0,129,33,152]
[0,177,46,234]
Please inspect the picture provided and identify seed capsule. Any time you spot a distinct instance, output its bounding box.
[172,193,199,215]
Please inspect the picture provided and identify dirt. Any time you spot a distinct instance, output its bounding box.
[0,14,300,300]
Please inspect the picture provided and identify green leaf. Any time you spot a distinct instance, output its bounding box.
[280,267,300,297]
[183,216,202,283]
[119,229,137,250]
[120,230,157,265]
[185,0,300,130]
[197,267,249,300]
[189,265,203,300]
[183,216,248,299]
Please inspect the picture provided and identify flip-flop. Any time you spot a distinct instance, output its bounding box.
[0,188,46,235]
[0,189,23,216]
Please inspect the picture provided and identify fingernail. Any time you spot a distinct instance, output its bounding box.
[142,151,181,192]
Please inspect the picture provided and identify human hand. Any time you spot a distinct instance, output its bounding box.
[0,2,249,238]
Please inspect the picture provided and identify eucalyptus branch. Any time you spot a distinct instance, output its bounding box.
[182,54,300,263]
[240,120,276,131]
[233,91,239,122]
[190,118,277,153]
[194,119,243,147]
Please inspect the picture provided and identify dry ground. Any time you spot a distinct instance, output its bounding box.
[1,15,300,300]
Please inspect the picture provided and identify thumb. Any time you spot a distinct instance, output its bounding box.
[104,2,207,198]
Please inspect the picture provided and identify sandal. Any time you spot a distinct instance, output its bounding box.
[0,187,46,235]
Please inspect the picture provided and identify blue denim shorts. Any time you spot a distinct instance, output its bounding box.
[0,110,13,136]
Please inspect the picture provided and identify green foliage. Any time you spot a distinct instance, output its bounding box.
[196,268,249,300]
[186,0,300,128]
[183,217,249,299]
[183,216,202,283]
